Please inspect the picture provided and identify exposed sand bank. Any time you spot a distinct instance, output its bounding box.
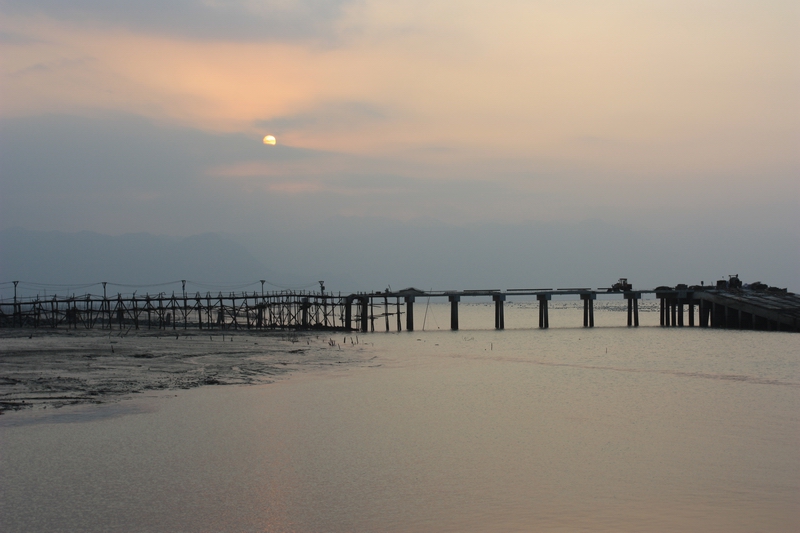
[0,329,373,414]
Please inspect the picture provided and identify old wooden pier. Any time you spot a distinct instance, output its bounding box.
[2,283,797,332]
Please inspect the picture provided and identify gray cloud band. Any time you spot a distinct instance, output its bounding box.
[1,0,351,42]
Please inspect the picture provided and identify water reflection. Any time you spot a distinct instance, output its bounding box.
[1,304,798,532]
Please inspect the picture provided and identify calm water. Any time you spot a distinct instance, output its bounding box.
[2,302,799,532]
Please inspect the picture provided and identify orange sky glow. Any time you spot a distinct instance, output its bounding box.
[1,0,797,230]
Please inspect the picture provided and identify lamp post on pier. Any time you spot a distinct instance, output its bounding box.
[13,281,18,327]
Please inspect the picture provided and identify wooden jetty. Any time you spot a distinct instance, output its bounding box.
[0,289,348,332]
[2,280,797,333]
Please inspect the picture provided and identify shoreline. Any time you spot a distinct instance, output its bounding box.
[0,329,372,415]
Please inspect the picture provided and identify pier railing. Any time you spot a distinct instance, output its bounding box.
[0,291,350,332]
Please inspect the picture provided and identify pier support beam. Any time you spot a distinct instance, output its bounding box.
[405,296,415,332]
[301,297,310,329]
[712,303,726,328]
[699,300,709,327]
[448,295,460,331]
[344,296,354,331]
[493,294,505,330]
[360,296,369,333]
[581,293,595,328]
[396,297,402,332]
[624,292,640,327]
[537,294,550,329]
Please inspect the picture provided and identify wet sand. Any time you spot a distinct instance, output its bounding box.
[0,329,372,414]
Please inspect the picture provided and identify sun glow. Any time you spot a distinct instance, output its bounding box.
[263,135,276,145]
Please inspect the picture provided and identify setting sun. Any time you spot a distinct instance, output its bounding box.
[262,135,276,146]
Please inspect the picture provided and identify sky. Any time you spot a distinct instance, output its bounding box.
[1,1,798,289]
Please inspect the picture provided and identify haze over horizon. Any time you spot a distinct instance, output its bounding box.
[1,1,798,291]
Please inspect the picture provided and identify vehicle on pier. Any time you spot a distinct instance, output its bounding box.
[608,278,633,292]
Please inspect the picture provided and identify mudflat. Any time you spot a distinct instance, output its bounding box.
[0,329,370,414]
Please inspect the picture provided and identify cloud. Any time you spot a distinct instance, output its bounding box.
[256,100,388,135]
[0,30,45,44]
[1,0,352,43]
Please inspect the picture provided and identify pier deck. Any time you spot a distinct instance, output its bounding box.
[2,284,796,333]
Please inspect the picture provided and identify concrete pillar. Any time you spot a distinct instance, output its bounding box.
[581,293,595,328]
[537,294,550,329]
[493,294,505,330]
[688,301,695,326]
[713,303,725,328]
[627,298,633,326]
[670,299,677,327]
[678,301,684,327]
[625,292,640,327]
[405,296,415,332]
[449,294,460,331]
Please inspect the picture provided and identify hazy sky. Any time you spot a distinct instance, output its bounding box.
[1,0,798,235]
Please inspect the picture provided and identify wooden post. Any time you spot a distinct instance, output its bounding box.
[369,297,375,332]
[396,297,402,332]
[345,295,353,330]
[384,297,390,332]
[360,296,369,333]
[678,300,684,327]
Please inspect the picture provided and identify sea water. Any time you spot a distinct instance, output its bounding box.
[1,301,798,532]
